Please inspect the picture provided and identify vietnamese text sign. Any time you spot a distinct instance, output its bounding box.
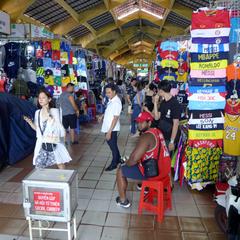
[34,191,61,212]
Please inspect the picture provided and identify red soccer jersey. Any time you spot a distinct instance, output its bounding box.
[225,98,240,115]
[160,50,178,61]
[188,139,223,148]
[138,128,171,180]
[191,9,230,30]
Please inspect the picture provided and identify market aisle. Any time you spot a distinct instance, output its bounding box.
[0,112,225,240]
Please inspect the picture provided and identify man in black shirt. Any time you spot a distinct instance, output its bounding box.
[153,81,180,151]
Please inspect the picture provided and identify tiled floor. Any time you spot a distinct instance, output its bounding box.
[0,111,226,240]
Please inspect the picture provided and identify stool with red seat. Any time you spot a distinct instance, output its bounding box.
[138,175,172,222]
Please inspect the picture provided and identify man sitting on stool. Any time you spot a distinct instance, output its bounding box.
[116,112,171,208]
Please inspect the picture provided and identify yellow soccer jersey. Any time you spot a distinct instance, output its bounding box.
[190,59,228,70]
[189,129,224,140]
[224,114,240,156]
[161,59,178,69]
[177,72,188,82]
[51,39,60,50]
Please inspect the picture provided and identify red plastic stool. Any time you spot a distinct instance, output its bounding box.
[87,106,96,120]
[138,175,172,222]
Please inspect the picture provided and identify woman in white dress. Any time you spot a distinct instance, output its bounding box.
[24,90,72,169]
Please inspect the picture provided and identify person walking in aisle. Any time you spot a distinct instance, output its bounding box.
[99,83,122,171]
[130,81,144,137]
[24,90,72,169]
[59,83,79,145]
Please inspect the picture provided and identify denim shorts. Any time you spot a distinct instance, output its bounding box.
[121,164,147,180]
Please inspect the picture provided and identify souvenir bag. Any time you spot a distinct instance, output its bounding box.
[35,111,57,168]
[142,141,160,178]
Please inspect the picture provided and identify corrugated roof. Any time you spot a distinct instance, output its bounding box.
[175,0,209,10]
[24,0,70,26]
[65,0,103,13]
[166,11,191,28]
[68,25,91,38]
[122,19,140,29]
[142,19,160,29]
[88,12,115,30]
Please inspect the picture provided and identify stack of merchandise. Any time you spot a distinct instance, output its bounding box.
[155,40,190,119]
[185,8,231,190]
[35,40,78,89]
[155,40,178,82]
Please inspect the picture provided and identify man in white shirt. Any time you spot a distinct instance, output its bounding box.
[100,83,122,171]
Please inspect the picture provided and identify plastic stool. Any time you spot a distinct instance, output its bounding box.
[75,118,80,135]
[138,175,172,222]
[96,104,104,114]
[88,107,96,120]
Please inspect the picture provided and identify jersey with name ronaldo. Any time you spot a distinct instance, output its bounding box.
[190,60,228,70]
[191,9,230,30]
[190,43,229,53]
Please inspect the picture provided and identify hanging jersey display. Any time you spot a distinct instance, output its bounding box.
[191,9,230,30]
[224,114,240,156]
[185,146,222,188]
[225,99,240,115]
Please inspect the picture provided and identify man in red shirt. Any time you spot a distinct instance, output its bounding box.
[116,112,171,208]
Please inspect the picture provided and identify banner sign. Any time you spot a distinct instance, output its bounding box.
[34,191,61,212]
[10,24,30,37]
[31,25,54,39]
[0,11,10,35]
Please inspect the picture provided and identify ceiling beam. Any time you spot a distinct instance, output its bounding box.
[51,1,125,35]
[171,2,192,20]
[158,0,176,39]
[51,3,107,35]
[0,0,36,21]
[55,0,97,37]
[55,0,79,22]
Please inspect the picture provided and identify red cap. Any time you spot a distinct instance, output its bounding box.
[135,112,154,123]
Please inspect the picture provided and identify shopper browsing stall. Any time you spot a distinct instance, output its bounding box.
[24,90,72,169]
[99,83,122,171]
[59,83,79,145]
[153,81,181,151]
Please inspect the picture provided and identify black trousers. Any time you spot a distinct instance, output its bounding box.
[106,131,121,166]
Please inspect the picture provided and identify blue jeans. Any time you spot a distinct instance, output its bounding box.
[106,131,121,166]
[131,105,141,134]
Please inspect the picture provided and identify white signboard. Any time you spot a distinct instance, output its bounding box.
[31,25,54,39]
[0,11,10,35]
[10,24,30,37]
